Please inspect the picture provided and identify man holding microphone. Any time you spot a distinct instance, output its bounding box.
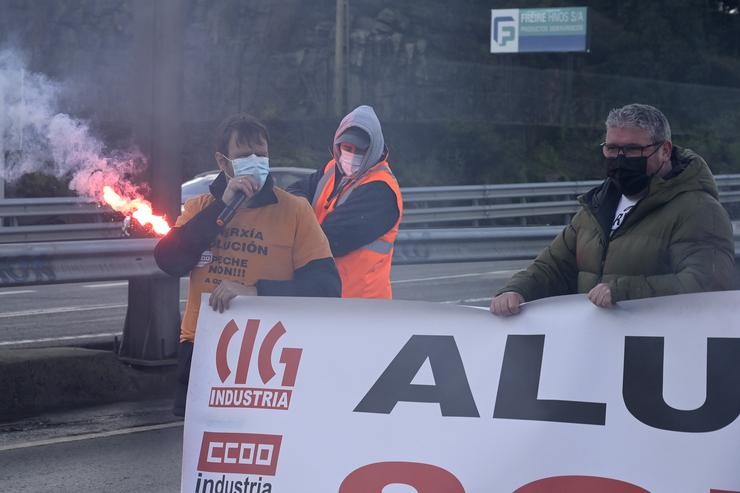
[154,113,340,416]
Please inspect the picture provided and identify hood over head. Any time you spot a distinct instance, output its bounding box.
[333,105,385,176]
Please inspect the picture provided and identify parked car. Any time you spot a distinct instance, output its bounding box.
[180,166,314,205]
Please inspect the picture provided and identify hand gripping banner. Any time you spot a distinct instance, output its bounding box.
[181,292,740,492]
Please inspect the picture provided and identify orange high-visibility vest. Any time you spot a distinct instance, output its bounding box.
[312,160,403,298]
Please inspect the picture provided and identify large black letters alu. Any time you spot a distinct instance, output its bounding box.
[493,335,607,425]
[353,335,480,417]
[623,336,740,433]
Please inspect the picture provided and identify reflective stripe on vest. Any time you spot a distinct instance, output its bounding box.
[311,159,402,298]
[363,238,393,254]
[311,165,337,210]
[336,164,394,207]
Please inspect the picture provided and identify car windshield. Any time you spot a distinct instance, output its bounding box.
[180,167,314,204]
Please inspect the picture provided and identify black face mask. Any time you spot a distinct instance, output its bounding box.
[605,155,650,196]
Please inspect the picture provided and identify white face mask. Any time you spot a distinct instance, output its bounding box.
[229,154,270,189]
[338,151,364,176]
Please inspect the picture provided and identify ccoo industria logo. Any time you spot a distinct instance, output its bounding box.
[210,319,303,410]
[490,9,519,53]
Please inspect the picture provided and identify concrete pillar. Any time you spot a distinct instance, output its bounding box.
[119,0,184,365]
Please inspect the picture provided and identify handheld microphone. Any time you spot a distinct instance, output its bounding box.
[216,191,247,227]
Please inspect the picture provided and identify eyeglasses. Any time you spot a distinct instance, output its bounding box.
[600,141,664,158]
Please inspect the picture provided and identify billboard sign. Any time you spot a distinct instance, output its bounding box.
[491,7,588,53]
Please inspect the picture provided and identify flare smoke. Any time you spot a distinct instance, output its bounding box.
[0,48,146,201]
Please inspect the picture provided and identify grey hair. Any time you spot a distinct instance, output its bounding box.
[605,103,672,142]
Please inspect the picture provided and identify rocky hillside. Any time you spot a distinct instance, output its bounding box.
[1,0,738,187]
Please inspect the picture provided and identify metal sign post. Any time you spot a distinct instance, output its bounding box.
[0,76,7,202]
[334,0,348,117]
[0,144,5,203]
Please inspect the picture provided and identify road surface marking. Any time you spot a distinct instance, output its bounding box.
[392,270,518,284]
[0,299,188,318]
[442,296,493,304]
[82,282,128,288]
[0,303,128,318]
[0,290,36,296]
[0,421,183,451]
[0,332,123,347]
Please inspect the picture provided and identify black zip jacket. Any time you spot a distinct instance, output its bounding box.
[286,161,400,257]
[154,172,341,297]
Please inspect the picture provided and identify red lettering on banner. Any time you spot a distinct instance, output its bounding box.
[214,319,302,389]
[279,347,302,386]
[339,464,738,492]
[339,461,465,493]
[197,431,281,475]
[215,320,239,382]
[235,319,259,384]
[258,321,286,384]
[210,319,303,410]
[208,386,292,409]
[514,476,649,492]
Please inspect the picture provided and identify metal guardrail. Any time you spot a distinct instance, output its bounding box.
[392,226,563,264]
[2,175,740,242]
[0,196,119,242]
[401,175,740,201]
[401,181,597,202]
[0,223,124,243]
[0,229,552,286]
[0,238,161,286]
[3,226,740,287]
[402,191,740,225]
[0,196,106,218]
[402,201,579,224]
[401,175,740,225]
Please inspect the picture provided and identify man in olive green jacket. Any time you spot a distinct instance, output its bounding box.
[491,103,735,316]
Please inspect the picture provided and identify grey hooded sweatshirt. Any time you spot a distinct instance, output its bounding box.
[287,105,401,258]
[332,105,386,177]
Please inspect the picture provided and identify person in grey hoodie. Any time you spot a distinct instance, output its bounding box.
[288,105,403,298]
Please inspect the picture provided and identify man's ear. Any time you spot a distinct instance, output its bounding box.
[661,141,673,162]
[215,152,233,177]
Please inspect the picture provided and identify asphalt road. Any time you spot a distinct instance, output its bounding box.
[1,427,182,492]
[0,260,529,348]
[0,401,183,493]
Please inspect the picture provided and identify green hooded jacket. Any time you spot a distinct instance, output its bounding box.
[498,146,736,302]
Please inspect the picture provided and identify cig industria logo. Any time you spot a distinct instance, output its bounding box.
[210,318,303,410]
[491,9,519,53]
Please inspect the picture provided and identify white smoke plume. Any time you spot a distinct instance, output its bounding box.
[0,48,146,202]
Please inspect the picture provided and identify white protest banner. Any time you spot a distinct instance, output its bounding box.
[181,291,740,492]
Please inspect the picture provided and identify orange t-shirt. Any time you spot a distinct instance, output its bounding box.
[177,187,332,342]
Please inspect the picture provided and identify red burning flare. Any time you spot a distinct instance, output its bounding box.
[102,186,171,236]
